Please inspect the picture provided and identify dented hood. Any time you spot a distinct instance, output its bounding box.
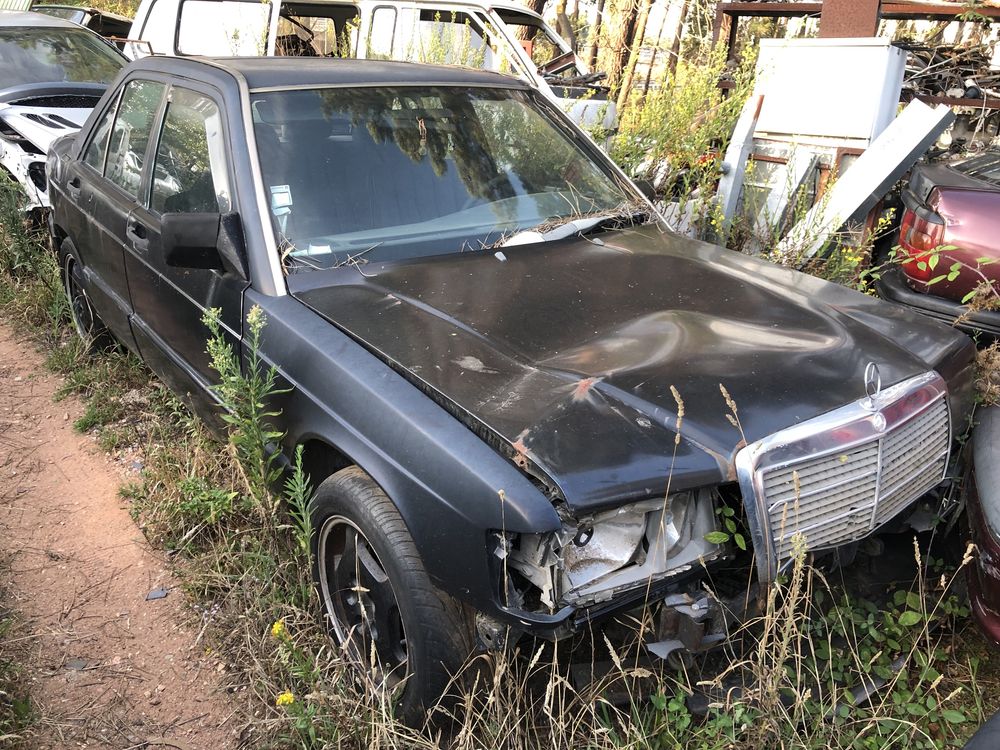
[289,225,970,512]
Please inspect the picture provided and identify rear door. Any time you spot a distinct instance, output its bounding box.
[66,78,166,347]
[123,83,248,401]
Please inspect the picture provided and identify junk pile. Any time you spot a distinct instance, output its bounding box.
[899,42,1000,151]
[901,43,999,100]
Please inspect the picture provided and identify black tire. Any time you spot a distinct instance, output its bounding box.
[60,244,109,348]
[310,466,472,724]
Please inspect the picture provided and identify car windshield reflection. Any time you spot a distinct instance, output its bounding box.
[250,86,635,270]
[0,28,124,88]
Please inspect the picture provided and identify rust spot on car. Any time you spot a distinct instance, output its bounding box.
[512,429,531,468]
[571,377,602,403]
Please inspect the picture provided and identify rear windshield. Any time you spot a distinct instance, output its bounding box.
[953,150,1000,186]
[31,7,86,22]
[0,28,124,89]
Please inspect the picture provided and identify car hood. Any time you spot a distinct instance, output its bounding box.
[0,101,90,152]
[290,225,971,512]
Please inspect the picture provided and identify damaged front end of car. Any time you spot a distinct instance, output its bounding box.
[502,490,721,611]
[481,488,736,653]
[477,370,970,661]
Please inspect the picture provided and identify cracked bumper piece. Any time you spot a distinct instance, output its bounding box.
[498,489,722,627]
[968,406,1000,646]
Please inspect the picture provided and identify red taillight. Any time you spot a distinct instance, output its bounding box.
[898,207,945,282]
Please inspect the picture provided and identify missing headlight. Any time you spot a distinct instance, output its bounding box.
[503,489,722,611]
[28,162,46,192]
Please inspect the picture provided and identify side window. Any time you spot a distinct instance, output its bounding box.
[367,6,396,58]
[275,6,360,57]
[137,0,182,55]
[378,8,513,73]
[82,93,119,173]
[105,80,165,197]
[178,0,272,55]
[150,88,231,214]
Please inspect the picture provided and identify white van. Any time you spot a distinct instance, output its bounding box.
[127,0,615,128]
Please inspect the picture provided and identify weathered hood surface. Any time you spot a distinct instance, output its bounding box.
[290,226,971,511]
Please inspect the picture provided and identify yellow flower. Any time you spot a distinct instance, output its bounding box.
[270,619,287,640]
[276,691,295,707]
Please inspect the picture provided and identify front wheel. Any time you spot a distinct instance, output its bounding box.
[310,467,472,723]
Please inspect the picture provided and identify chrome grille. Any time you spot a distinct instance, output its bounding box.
[736,372,951,580]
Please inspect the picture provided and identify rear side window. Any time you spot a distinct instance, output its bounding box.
[82,94,119,173]
[178,0,272,55]
[380,9,491,68]
[150,88,231,214]
[105,79,166,197]
[367,6,396,58]
[275,4,360,57]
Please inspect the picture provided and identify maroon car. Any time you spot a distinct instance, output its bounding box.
[969,406,1000,646]
[876,153,1000,340]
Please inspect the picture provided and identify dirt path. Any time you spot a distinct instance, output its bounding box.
[0,324,239,749]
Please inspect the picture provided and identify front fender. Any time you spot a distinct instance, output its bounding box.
[247,292,561,612]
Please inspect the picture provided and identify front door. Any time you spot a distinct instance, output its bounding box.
[123,84,247,407]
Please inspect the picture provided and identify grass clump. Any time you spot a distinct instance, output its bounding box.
[609,45,756,242]
[0,582,32,747]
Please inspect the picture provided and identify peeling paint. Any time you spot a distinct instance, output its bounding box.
[512,429,531,469]
[571,377,602,403]
[454,355,499,374]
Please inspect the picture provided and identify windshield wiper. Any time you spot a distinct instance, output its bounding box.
[498,209,650,248]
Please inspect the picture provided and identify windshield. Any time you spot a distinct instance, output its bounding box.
[0,28,124,88]
[252,86,636,270]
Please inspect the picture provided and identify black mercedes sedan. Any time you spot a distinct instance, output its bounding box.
[46,56,977,719]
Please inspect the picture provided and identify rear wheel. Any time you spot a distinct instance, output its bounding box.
[61,248,108,347]
[310,467,472,723]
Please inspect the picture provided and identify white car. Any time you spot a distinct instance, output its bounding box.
[0,11,125,215]
[126,0,615,130]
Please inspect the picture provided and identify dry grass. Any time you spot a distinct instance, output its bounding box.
[977,343,1000,407]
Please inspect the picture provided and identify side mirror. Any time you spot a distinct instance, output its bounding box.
[162,212,247,278]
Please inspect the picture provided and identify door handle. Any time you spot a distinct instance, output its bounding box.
[67,176,81,199]
[126,219,149,252]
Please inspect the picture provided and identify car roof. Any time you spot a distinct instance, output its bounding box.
[0,9,90,28]
[134,56,530,91]
[490,1,545,17]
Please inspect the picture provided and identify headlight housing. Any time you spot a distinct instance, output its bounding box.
[501,489,722,611]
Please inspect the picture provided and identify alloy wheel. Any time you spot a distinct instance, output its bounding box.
[317,515,409,687]
[64,255,96,341]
